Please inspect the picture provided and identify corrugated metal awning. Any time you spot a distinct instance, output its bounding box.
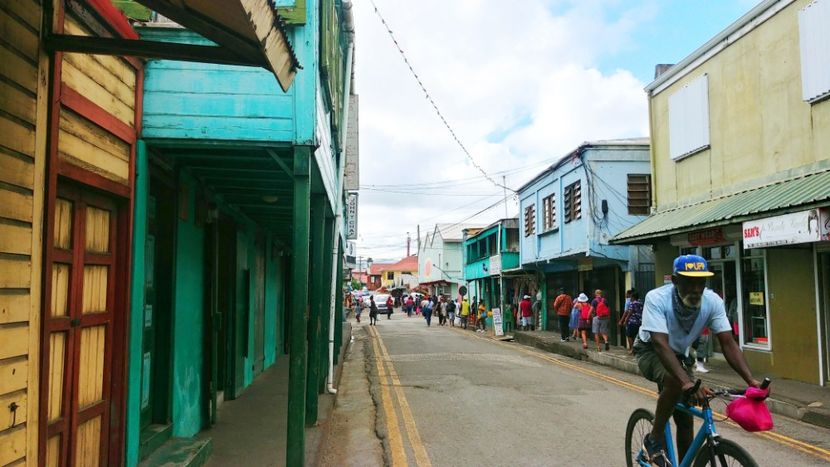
[136,0,299,90]
[613,168,830,244]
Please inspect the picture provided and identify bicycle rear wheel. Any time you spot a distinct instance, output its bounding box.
[625,408,655,467]
[692,438,758,467]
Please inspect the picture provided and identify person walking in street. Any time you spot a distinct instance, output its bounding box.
[553,288,574,342]
[447,296,456,326]
[422,296,433,327]
[519,295,533,331]
[356,296,366,323]
[369,296,379,326]
[477,301,487,332]
[386,295,394,320]
[569,298,581,340]
[619,290,643,354]
[575,293,592,349]
[439,297,449,326]
[405,295,414,317]
[460,297,470,329]
[693,326,712,373]
[591,289,611,351]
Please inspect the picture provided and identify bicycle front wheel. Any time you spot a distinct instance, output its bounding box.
[692,438,759,467]
[625,408,654,467]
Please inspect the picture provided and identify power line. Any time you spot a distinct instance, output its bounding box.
[368,0,515,193]
[363,159,551,189]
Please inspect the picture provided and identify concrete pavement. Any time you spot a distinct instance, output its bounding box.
[330,314,830,466]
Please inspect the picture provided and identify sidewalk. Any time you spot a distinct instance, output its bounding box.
[509,330,830,430]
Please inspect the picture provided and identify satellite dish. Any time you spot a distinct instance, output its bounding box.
[459,285,468,296]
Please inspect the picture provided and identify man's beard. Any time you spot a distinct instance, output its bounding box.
[679,293,701,308]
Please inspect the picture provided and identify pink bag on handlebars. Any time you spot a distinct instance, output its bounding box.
[725,387,773,432]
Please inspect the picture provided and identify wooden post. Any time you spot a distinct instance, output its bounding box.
[318,214,334,393]
[287,146,311,466]
[305,194,325,426]
[334,240,344,363]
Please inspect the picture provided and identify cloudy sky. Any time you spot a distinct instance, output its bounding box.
[352,0,760,263]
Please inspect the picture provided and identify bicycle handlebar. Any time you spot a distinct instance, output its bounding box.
[684,377,772,403]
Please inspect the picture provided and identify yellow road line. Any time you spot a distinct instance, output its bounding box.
[453,328,830,463]
[374,329,433,467]
[368,326,408,466]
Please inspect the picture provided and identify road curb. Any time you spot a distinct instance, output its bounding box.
[509,331,830,430]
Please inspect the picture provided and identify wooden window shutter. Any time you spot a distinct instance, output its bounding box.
[627,174,651,215]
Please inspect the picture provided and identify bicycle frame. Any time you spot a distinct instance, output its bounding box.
[637,403,719,467]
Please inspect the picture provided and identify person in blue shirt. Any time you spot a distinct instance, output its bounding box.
[635,255,763,466]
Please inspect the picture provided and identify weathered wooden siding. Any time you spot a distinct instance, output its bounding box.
[0,0,47,465]
[140,28,296,142]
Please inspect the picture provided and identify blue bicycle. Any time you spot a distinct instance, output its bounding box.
[625,378,771,467]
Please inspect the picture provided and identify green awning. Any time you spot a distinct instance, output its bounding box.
[613,168,830,244]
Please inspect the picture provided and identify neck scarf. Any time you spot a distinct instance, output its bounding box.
[672,286,700,333]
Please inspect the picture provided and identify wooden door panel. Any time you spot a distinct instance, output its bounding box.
[54,198,73,249]
[77,325,105,408]
[74,415,101,467]
[47,332,67,423]
[84,206,110,253]
[46,434,61,467]
[81,266,108,314]
[51,264,71,317]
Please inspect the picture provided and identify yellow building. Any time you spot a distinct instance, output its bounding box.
[615,0,830,385]
[379,256,419,290]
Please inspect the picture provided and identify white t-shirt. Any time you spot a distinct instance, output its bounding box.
[638,284,732,355]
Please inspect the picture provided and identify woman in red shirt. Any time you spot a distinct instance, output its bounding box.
[574,293,592,349]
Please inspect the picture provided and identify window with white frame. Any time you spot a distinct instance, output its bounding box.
[741,249,770,348]
[524,204,536,236]
[542,193,557,231]
[799,0,830,103]
[668,74,710,160]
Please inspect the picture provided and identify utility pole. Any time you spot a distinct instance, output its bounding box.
[406,231,411,257]
[503,175,509,219]
[416,224,421,255]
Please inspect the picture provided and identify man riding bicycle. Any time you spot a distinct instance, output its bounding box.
[634,255,763,466]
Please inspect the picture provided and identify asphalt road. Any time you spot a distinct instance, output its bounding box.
[358,314,830,467]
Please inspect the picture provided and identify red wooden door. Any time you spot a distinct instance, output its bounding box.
[41,185,119,466]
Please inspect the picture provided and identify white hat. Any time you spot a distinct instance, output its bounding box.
[577,293,589,303]
[523,295,531,299]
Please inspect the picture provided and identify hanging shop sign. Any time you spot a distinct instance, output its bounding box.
[688,227,725,246]
[346,192,358,240]
[823,208,830,241]
[492,307,504,337]
[489,255,502,275]
[344,241,357,269]
[742,209,825,249]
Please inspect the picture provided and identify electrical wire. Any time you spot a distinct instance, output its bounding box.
[368,0,515,193]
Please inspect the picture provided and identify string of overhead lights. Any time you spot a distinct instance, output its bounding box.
[368,0,516,193]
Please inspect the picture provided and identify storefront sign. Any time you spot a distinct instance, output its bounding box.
[346,192,358,240]
[822,208,830,241]
[577,257,593,272]
[344,241,357,269]
[749,292,764,306]
[489,255,501,275]
[688,228,725,246]
[492,307,504,336]
[742,209,823,249]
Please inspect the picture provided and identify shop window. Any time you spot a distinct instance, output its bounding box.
[386,271,394,280]
[524,204,536,236]
[563,181,582,223]
[542,194,558,231]
[627,174,651,215]
[741,249,769,348]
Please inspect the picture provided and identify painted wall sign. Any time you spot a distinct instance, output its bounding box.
[141,353,151,409]
[688,227,725,246]
[492,307,504,336]
[346,192,358,240]
[742,209,823,248]
[822,208,830,241]
[749,292,764,306]
[344,241,357,268]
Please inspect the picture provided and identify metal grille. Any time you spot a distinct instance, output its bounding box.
[635,263,656,295]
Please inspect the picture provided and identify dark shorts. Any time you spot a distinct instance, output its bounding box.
[626,323,640,338]
[578,318,591,330]
[633,339,694,388]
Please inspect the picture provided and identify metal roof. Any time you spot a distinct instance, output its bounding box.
[613,168,830,243]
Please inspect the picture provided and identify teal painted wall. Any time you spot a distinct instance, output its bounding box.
[126,141,149,467]
[171,171,206,437]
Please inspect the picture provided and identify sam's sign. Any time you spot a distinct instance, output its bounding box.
[742,209,829,249]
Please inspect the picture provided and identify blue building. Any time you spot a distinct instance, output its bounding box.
[517,139,653,336]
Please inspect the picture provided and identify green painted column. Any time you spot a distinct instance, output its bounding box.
[305,194,326,427]
[287,147,311,467]
[318,215,334,393]
[334,239,344,363]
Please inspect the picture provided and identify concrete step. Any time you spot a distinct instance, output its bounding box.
[138,437,213,467]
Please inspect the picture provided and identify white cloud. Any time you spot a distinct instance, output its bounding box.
[352,0,651,261]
